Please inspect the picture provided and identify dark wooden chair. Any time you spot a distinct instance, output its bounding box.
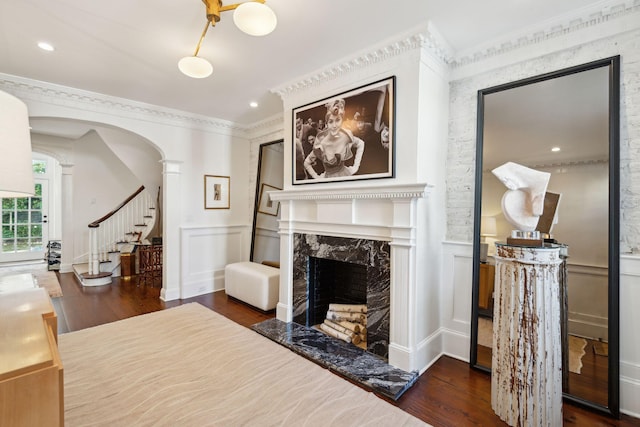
[138,244,162,287]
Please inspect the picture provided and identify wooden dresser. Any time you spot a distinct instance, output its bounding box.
[0,287,63,426]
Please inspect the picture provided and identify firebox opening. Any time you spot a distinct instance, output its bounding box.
[307,257,367,325]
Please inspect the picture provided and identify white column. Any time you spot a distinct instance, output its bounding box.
[276,199,293,322]
[59,163,74,273]
[388,198,418,372]
[491,244,563,426]
[160,160,182,301]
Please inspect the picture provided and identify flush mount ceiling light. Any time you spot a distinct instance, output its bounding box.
[179,0,277,78]
[37,41,55,51]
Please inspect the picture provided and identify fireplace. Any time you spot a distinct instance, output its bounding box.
[270,183,431,373]
[292,233,390,359]
[307,257,367,326]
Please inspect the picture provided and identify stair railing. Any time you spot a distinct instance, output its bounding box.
[87,186,155,275]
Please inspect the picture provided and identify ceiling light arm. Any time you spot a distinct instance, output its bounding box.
[202,0,267,25]
[219,0,266,13]
[193,20,211,57]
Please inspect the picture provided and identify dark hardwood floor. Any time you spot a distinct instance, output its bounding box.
[52,272,640,427]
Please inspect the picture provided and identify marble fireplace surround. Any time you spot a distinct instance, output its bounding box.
[270,183,431,372]
[292,233,391,359]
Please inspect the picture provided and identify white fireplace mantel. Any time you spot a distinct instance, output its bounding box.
[270,183,433,241]
[273,182,433,372]
[270,183,432,202]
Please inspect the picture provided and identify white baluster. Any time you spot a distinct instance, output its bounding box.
[101,224,106,262]
[90,227,99,275]
[125,205,129,242]
[88,226,93,275]
[117,210,122,245]
[99,225,102,264]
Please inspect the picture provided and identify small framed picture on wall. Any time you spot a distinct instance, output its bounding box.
[204,175,230,209]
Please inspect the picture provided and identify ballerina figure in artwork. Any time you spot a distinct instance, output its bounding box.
[303,98,365,179]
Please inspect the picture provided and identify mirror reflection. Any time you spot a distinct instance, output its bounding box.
[250,140,283,265]
[471,58,619,414]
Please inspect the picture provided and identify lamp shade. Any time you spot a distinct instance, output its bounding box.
[178,56,213,78]
[233,2,277,36]
[480,216,497,237]
[0,91,34,198]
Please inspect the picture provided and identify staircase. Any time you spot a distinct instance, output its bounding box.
[73,186,158,287]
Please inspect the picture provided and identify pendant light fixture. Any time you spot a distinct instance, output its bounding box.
[0,91,34,198]
[179,0,277,78]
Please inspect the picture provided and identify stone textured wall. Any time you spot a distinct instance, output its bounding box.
[446,29,640,253]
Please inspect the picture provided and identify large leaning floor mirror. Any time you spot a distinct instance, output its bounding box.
[470,56,620,417]
[250,139,284,265]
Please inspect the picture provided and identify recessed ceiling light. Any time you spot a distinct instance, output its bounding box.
[37,42,55,52]
[551,147,561,152]
[249,101,258,108]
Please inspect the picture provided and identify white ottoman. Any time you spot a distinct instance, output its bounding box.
[224,262,279,311]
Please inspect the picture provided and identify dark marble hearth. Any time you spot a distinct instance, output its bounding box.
[252,318,419,401]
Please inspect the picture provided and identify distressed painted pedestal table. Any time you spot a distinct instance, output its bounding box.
[491,243,563,426]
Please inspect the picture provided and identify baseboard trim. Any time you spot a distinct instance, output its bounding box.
[180,272,224,299]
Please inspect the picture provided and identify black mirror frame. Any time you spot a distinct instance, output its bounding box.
[249,139,284,262]
[469,56,620,418]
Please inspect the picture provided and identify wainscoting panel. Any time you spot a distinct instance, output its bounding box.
[566,263,608,340]
[180,225,248,299]
[441,241,473,361]
[252,227,280,264]
[620,255,640,418]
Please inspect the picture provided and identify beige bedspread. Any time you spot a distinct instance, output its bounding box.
[59,303,428,426]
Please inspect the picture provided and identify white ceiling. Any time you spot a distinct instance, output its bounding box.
[0,0,610,133]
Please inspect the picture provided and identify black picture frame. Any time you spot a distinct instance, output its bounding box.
[292,76,395,185]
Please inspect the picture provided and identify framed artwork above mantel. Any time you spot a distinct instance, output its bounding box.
[292,76,395,185]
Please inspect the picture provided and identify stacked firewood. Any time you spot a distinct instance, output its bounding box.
[319,303,367,346]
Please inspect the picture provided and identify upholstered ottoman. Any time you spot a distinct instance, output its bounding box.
[224,262,279,311]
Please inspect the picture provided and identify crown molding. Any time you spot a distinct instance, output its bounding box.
[0,73,246,134]
[244,112,284,142]
[452,0,640,69]
[246,112,284,131]
[270,25,452,99]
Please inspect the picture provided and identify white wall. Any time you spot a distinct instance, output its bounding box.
[94,126,163,201]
